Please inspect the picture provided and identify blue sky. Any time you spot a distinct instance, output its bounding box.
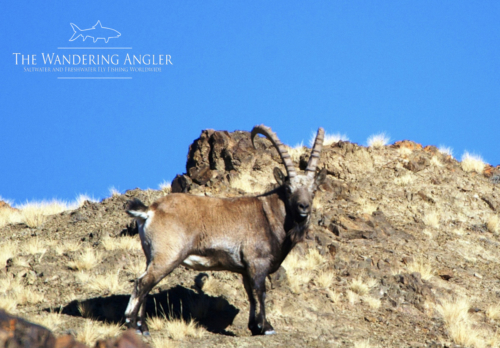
[1,1,499,204]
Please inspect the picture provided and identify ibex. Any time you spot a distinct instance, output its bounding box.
[124,125,326,336]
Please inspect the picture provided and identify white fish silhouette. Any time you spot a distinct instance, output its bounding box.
[69,21,121,43]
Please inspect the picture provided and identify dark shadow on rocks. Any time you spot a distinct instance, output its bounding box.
[53,284,239,335]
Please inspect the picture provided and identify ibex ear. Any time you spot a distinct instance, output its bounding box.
[273,167,286,186]
[315,168,327,186]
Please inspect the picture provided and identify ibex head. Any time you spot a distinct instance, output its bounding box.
[251,125,327,223]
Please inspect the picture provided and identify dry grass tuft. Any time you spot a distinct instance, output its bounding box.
[367,133,389,148]
[437,297,488,348]
[326,289,341,304]
[430,156,443,167]
[0,240,18,268]
[422,211,440,228]
[0,295,18,313]
[159,181,171,195]
[354,339,379,348]
[126,258,145,277]
[346,290,359,305]
[101,235,141,251]
[282,248,326,293]
[406,259,434,280]
[165,318,205,340]
[349,277,377,296]
[487,215,499,234]
[17,200,71,227]
[23,237,47,255]
[486,304,500,320]
[147,315,168,331]
[438,145,453,157]
[363,296,381,309]
[397,146,413,157]
[76,320,123,346]
[32,311,64,331]
[150,335,176,348]
[394,173,414,186]
[286,143,307,163]
[78,302,94,319]
[68,248,102,271]
[0,207,23,228]
[315,270,335,289]
[309,131,348,147]
[55,240,82,255]
[461,152,486,173]
[109,187,121,197]
[88,270,126,294]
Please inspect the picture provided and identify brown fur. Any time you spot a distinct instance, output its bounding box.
[124,126,326,336]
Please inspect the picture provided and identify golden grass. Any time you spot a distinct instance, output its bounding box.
[430,156,443,167]
[0,207,23,228]
[437,298,488,348]
[394,173,414,186]
[309,131,348,147]
[109,187,121,197]
[101,235,141,251]
[165,318,205,340]
[0,240,18,268]
[32,311,64,331]
[15,288,44,305]
[461,152,486,173]
[286,143,307,163]
[76,320,123,346]
[487,215,499,234]
[354,339,379,348]
[78,302,93,319]
[326,289,341,304]
[68,248,102,271]
[1,276,43,305]
[363,296,381,309]
[23,237,47,255]
[159,181,171,195]
[55,240,82,255]
[126,258,145,277]
[282,248,326,293]
[17,200,71,227]
[147,315,168,331]
[315,270,335,289]
[150,335,177,348]
[349,277,377,296]
[367,133,389,148]
[406,259,434,280]
[0,295,18,313]
[397,147,413,157]
[88,270,126,294]
[486,304,500,320]
[422,211,440,228]
[346,290,359,305]
[75,271,92,283]
[438,145,453,157]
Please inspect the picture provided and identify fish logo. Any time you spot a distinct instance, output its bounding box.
[69,21,121,43]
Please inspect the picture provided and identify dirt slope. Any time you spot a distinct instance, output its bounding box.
[1,129,500,348]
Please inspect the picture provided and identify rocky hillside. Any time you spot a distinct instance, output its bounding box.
[1,129,500,348]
